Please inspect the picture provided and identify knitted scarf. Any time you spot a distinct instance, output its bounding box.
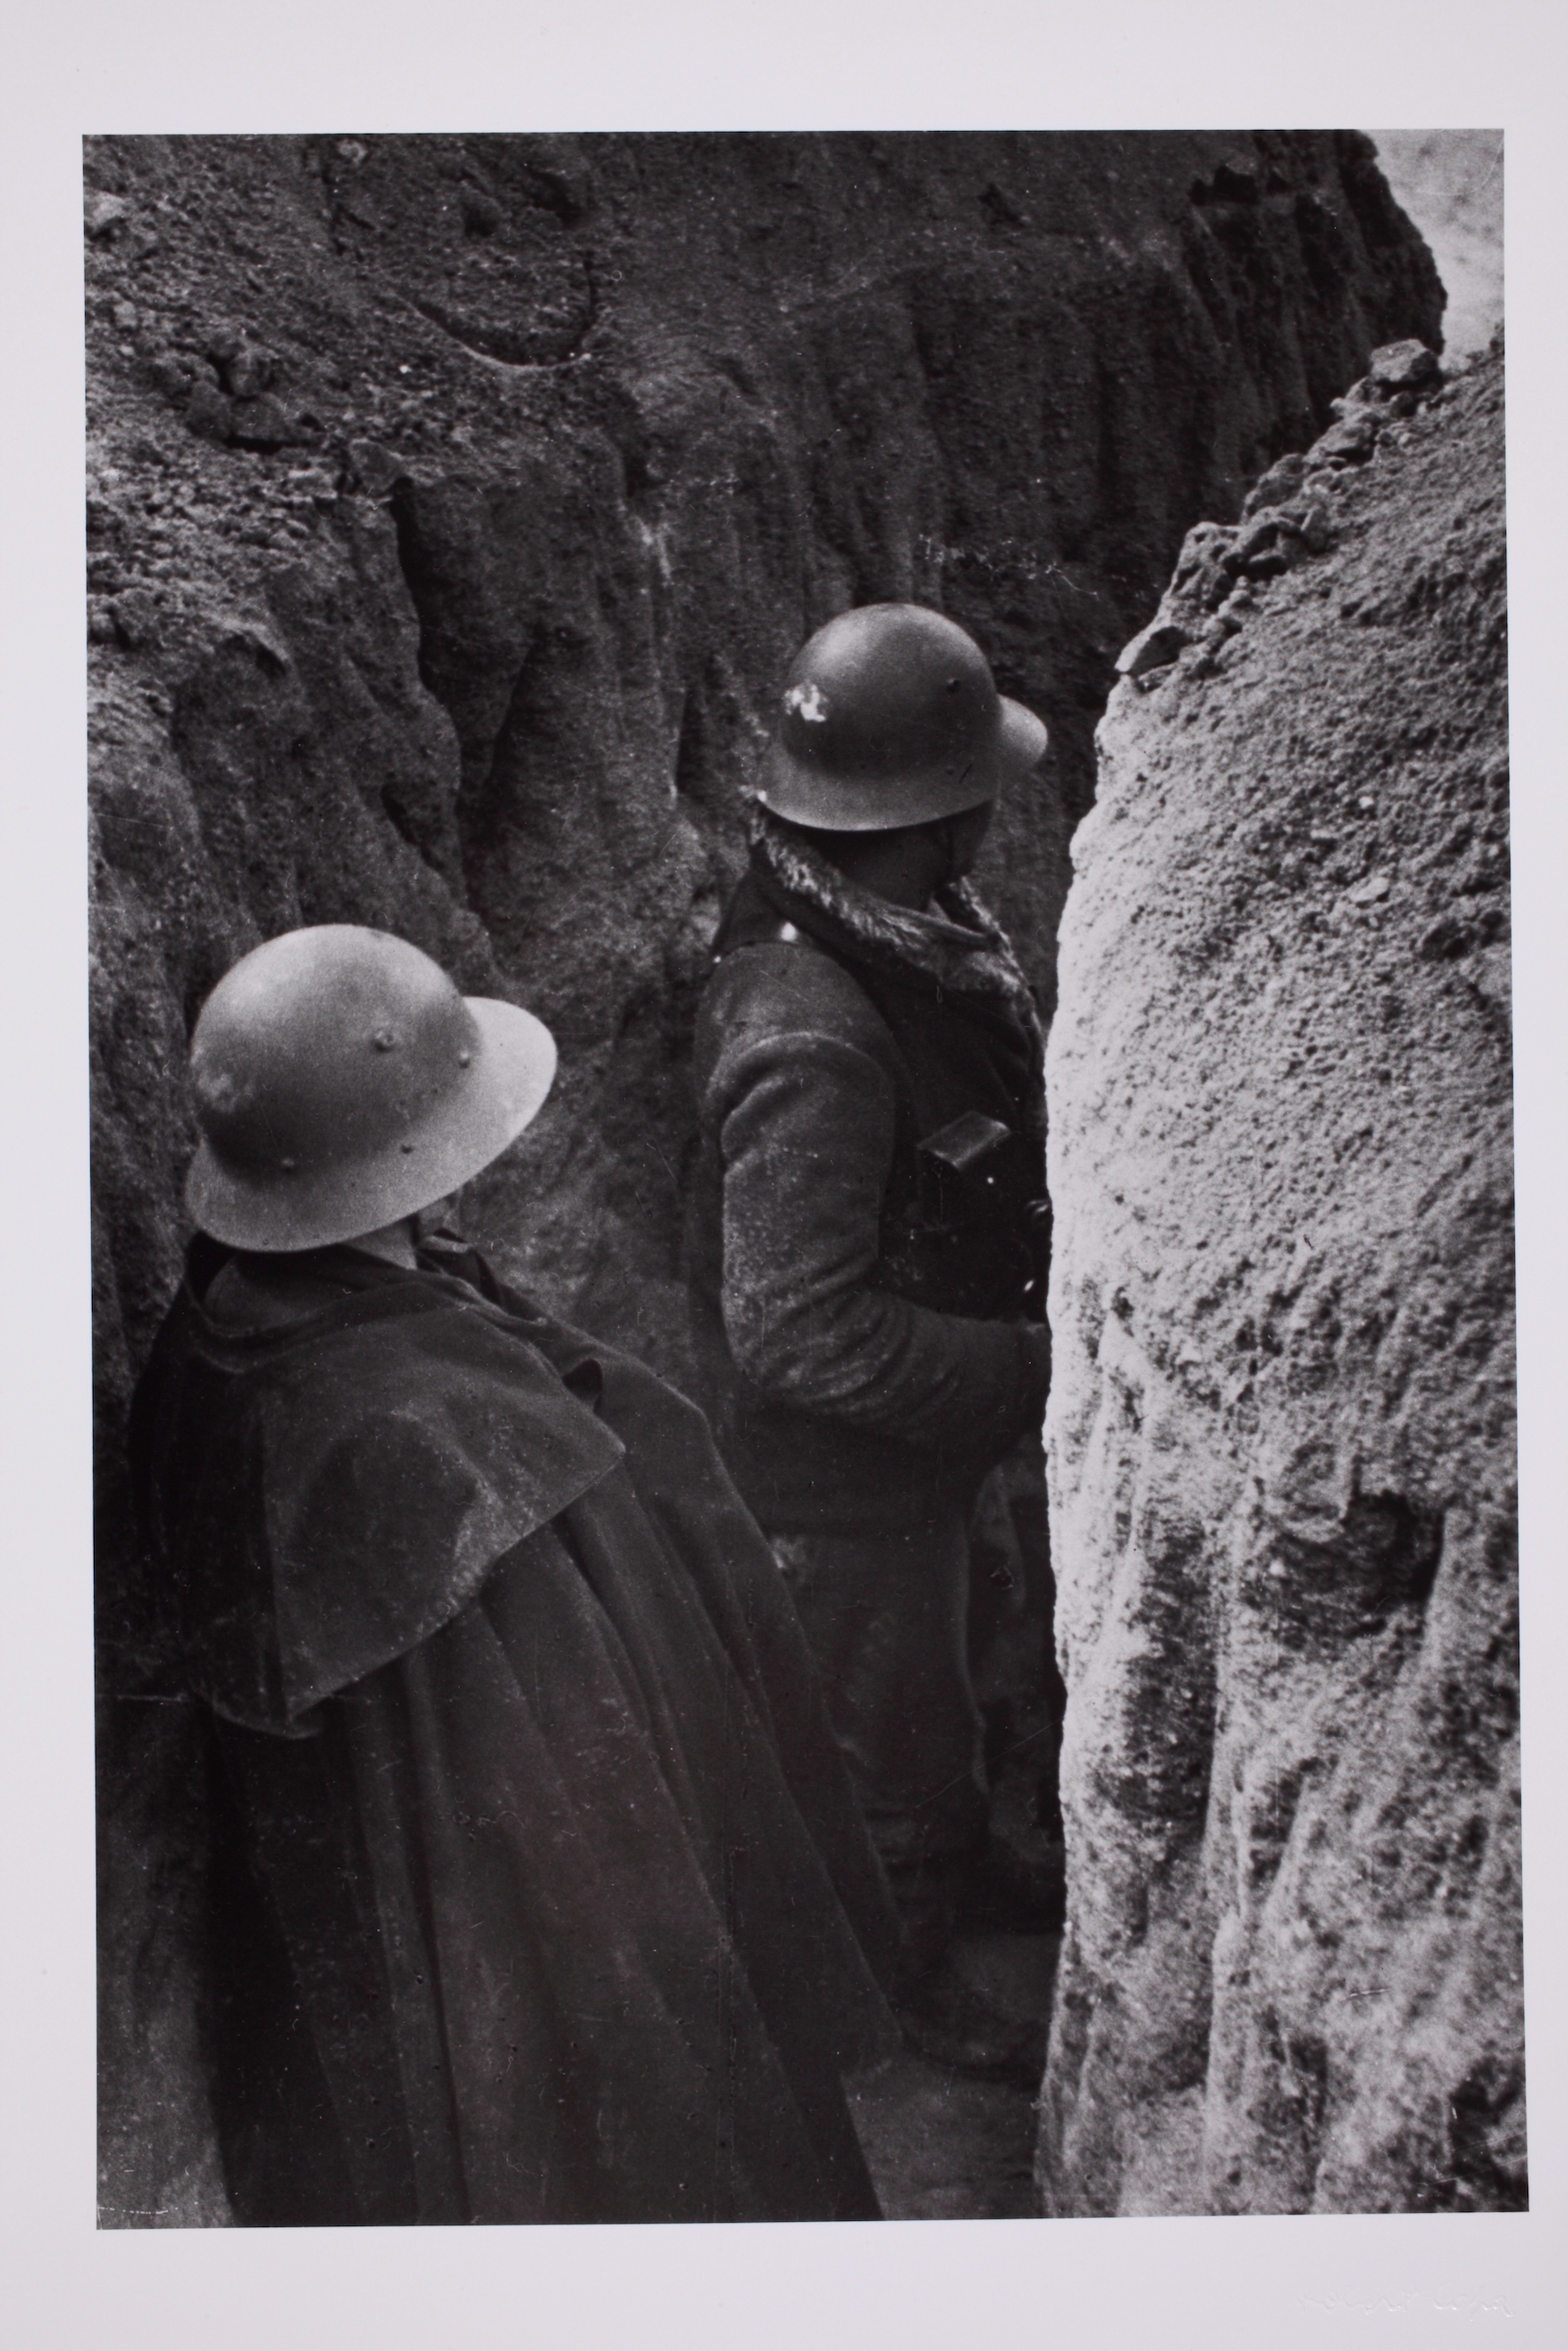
[750,810,1046,1135]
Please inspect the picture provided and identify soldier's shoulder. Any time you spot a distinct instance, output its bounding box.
[702,933,888,1051]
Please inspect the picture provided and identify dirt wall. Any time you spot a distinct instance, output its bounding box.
[1038,348,1519,2214]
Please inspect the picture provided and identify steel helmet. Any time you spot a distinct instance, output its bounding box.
[184,925,557,1251]
[756,603,1049,832]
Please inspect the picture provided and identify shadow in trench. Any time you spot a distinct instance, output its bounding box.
[849,1931,1062,2219]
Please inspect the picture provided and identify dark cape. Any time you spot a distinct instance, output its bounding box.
[129,1236,904,2226]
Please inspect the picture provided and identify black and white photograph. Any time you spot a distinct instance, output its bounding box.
[7,6,1564,2345]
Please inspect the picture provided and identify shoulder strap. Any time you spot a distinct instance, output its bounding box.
[711,906,807,958]
[711,861,830,962]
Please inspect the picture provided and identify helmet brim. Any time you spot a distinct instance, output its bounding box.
[757,695,1049,832]
[185,996,557,1253]
[998,695,1049,779]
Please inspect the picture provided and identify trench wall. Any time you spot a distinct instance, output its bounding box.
[1039,350,1519,2214]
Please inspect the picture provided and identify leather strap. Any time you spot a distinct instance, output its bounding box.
[711,910,805,959]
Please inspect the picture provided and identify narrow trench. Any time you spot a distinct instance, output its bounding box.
[850,1531,1069,2214]
[849,1932,1063,2218]
[384,467,1072,2223]
[376,392,1076,2221]
[83,129,1509,2244]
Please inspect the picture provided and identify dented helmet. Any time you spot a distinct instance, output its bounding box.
[184,925,557,1251]
[757,603,1049,832]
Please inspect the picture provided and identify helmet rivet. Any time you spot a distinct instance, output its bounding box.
[400,1141,415,1154]
[373,1028,396,1051]
[457,1049,472,1067]
[280,1156,297,1172]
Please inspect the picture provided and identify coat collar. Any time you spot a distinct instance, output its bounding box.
[751,811,1041,1026]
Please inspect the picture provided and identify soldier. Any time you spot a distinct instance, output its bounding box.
[687,603,1055,2080]
[130,923,903,2225]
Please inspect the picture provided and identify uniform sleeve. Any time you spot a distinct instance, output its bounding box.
[715,1024,1049,1461]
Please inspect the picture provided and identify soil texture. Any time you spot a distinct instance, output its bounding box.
[1040,350,1518,2216]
